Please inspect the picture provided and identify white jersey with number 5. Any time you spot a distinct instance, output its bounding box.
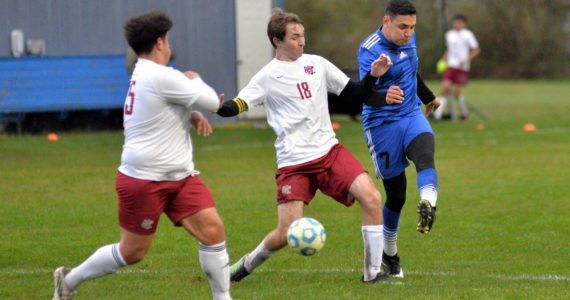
[238,54,350,168]
[119,58,219,181]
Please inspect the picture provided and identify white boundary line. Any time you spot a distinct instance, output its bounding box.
[3,268,567,283]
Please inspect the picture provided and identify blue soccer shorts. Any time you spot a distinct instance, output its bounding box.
[364,113,433,180]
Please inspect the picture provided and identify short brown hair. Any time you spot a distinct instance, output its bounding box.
[267,8,303,49]
[124,10,173,55]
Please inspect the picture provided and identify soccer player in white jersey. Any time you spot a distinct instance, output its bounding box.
[434,14,480,121]
[53,11,231,300]
[217,9,394,284]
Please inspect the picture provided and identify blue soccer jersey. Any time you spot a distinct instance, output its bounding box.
[357,27,423,130]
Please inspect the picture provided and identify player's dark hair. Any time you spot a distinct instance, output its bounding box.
[453,14,468,23]
[124,10,173,55]
[385,0,417,18]
[267,8,303,49]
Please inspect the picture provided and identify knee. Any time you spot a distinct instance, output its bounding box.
[198,218,225,245]
[120,244,149,265]
[358,185,383,211]
[406,133,435,172]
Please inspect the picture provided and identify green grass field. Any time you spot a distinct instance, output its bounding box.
[1,80,569,299]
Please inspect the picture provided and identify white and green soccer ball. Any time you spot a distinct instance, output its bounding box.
[287,217,326,256]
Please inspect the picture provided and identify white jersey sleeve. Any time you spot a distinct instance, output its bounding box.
[154,69,219,112]
[316,56,350,96]
[465,29,479,49]
[237,69,268,109]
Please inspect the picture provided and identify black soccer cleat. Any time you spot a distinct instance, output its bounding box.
[382,252,404,278]
[361,272,391,283]
[416,199,436,234]
[229,255,251,282]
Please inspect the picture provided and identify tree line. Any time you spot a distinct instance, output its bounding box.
[286,0,570,79]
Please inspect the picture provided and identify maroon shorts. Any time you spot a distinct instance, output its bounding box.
[275,144,367,207]
[116,172,216,235]
[443,67,470,85]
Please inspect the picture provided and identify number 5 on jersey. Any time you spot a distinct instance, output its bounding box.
[125,80,136,115]
[296,82,312,100]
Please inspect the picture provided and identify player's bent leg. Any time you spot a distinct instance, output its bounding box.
[180,209,231,300]
[54,237,133,299]
[119,228,154,264]
[348,173,390,283]
[230,201,304,282]
[406,133,438,234]
[180,207,225,245]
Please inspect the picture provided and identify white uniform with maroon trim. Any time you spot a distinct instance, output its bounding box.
[119,58,219,181]
[237,54,350,168]
[445,28,479,71]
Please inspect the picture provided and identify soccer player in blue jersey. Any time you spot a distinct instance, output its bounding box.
[357,0,441,278]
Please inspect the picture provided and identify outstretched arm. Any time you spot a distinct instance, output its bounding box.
[416,73,441,116]
[336,55,393,106]
[217,97,248,117]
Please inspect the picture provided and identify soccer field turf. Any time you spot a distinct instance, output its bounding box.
[1,80,568,299]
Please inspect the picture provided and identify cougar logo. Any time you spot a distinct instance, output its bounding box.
[141,219,154,230]
[281,185,292,195]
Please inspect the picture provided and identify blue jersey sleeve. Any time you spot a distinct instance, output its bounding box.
[357,46,377,80]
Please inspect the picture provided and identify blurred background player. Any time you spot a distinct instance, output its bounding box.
[434,14,480,121]
[53,10,231,300]
[357,0,441,278]
[217,8,394,284]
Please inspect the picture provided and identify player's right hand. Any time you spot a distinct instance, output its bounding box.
[370,54,393,77]
[386,85,404,104]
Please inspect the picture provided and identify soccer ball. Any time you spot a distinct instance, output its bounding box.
[287,217,326,256]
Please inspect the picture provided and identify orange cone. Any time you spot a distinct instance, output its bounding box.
[522,123,536,132]
[332,121,341,130]
[47,132,59,141]
[475,123,485,130]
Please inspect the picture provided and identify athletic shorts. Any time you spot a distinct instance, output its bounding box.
[116,171,216,235]
[364,112,433,180]
[275,144,366,207]
[443,67,470,85]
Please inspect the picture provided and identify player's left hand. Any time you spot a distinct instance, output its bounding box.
[370,54,393,77]
[424,97,441,117]
[190,111,213,137]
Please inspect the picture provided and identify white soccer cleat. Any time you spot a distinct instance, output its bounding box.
[53,267,76,300]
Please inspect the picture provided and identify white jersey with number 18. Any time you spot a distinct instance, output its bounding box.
[238,54,350,168]
[119,58,219,181]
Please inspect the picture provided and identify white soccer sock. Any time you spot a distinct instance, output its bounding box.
[383,226,398,257]
[362,225,384,281]
[244,239,274,273]
[458,95,469,117]
[420,185,438,207]
[64,243,127,290]
[433,96,447,120]
[199,242,231,300]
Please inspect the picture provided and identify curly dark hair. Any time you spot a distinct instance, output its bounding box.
[124,10,173,55]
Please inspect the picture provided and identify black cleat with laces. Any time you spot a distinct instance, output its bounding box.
[382,252,404,278]
[417,199,436,234]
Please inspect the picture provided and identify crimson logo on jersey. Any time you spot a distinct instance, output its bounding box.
[304,66,315,75]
